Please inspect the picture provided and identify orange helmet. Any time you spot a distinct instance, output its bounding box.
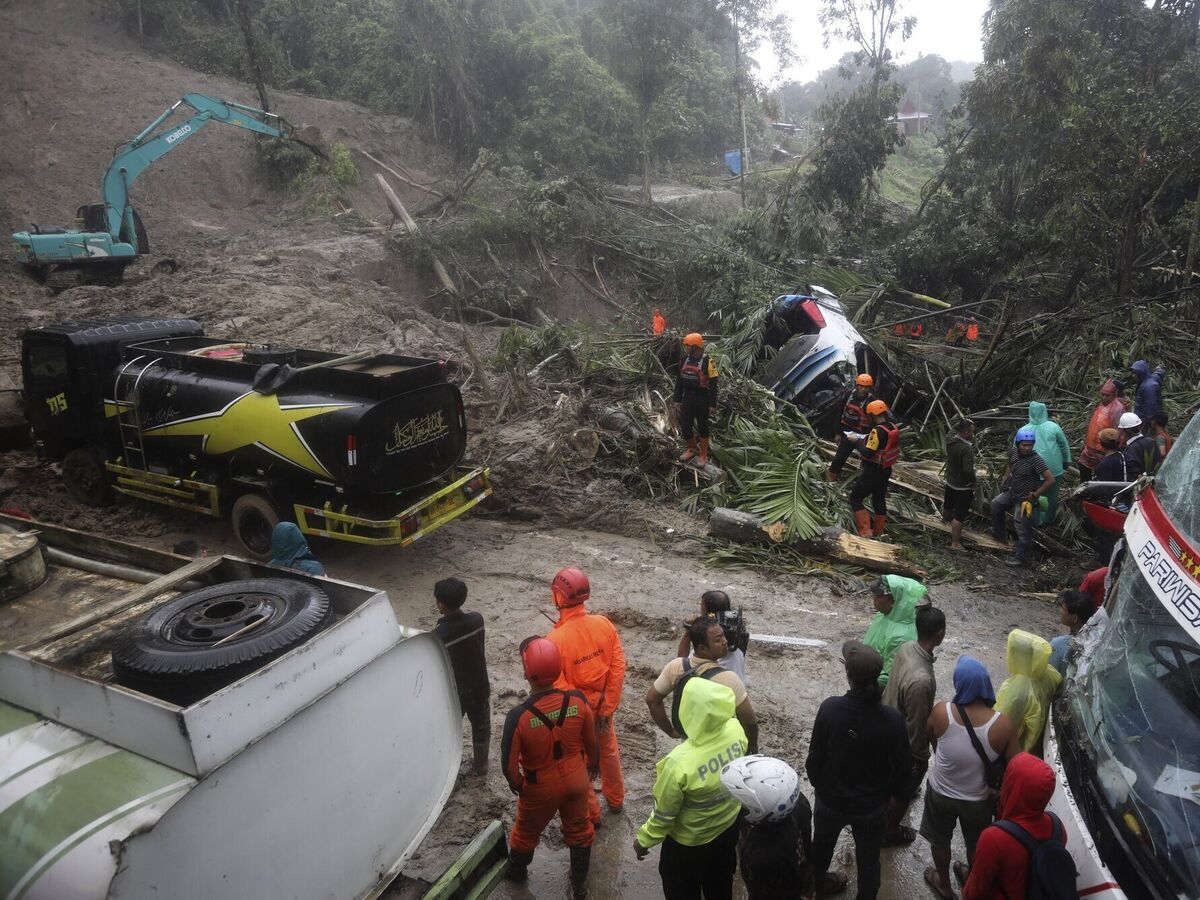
[866,400,889,416]
[520,637,562,683]
[552,567,591,608]
[855,373,874,387]
[682,333,704,348]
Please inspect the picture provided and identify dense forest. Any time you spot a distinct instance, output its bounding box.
[117,0,1200,318]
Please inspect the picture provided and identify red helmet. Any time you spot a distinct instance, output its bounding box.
[521,637,561,683]
[552,567,590,608]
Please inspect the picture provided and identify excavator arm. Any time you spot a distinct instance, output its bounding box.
[100,93,292,243]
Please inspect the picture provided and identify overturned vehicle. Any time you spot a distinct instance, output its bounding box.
[756,288,912,436]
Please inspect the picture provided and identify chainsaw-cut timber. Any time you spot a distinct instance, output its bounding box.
[708,508,924,578]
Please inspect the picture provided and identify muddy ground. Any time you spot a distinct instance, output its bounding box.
[0,2,1071,897]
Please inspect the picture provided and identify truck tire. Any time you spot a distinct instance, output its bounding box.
[231,493,281,561]
[62,448,114,506]
[111,578,333,705]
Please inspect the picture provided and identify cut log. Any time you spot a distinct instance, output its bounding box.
[911,513,1008,552]
[360,149,446,200]
[708,508,925,578]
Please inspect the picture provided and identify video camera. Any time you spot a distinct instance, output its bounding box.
[713,607,749,655]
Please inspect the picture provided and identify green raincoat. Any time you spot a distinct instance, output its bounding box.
[1022,401,1071,520]
[863,574,926,686]
[995,629,1062,752]
[636,677,746,848]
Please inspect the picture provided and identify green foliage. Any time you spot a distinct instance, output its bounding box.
[807,80,905,213]
[328,142,358,186]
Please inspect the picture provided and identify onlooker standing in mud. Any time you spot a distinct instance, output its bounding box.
[634,677,747,900]
[676,590,747,682]
[806,640,910,899]
[920,656,1020,900]
[863,575,926,687]
[432,577,491,774]
[881,605,945,846]
[942,418,976,551]
[994,630,1062,753]
[649,618,759,753]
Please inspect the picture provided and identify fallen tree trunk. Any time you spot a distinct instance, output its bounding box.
[708,507,925,578]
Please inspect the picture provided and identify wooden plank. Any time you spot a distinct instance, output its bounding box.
[0,512,184,573]
[911,512,1009,552]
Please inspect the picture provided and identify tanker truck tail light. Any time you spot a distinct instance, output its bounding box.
[401,514,421,538]
[463,476,487,498]
[346,434,357,466]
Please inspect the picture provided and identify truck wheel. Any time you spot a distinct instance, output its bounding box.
[62,448,114,506]
[231,493,281,561]
[111,578,332,705]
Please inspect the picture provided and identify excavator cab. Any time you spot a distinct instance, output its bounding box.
[76,203,149,254]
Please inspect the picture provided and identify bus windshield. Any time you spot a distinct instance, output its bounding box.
[1154,410,1200,545]
[1070,564,1200,895]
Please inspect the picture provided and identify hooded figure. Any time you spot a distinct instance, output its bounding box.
[864,575,927,686]
[1079,379,1127,477]
[1129,360,1166,420]
[1021,401,1071,520]
[269,522,326,576]
[963,753,1062,900]
[635,678,747,898]
[994,630,1062,752]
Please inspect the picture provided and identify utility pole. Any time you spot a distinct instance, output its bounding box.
[733,0,748,208]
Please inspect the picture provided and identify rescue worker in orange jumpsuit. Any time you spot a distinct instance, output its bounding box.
[849,400,901,538]
[827,373,876,482]
[673,333,720,468]
[545,567,627,825]
[502,636,598,898]
[653,309,667,336]
[966,316,980,342]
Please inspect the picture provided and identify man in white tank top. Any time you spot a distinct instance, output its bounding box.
[919,656,1020,900]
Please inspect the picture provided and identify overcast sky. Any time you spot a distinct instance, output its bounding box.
[762,0,991,84]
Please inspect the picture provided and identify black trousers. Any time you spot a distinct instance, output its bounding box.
[680,392,712,440]
[658,818,740,900]
[812,800,887,900]
[849,465,891,515]
[830,434,856,476]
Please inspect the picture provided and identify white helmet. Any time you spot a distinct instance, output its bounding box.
[718,755,801,824]
[1119,412,1142,429]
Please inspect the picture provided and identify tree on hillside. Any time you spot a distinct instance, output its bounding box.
[818,0,915,93]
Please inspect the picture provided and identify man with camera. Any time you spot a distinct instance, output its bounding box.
[647,617,759,754]
[675,590,748,681]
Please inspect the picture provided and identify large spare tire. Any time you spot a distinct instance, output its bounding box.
[112,578,333,705]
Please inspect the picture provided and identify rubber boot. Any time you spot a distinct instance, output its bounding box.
[569,846,592,898]
[825,468,839,482]
[853,509,873,538]
[697,437,710,468]
[872,514,887,537]
[504,849,534,883]
[679,437,698,463]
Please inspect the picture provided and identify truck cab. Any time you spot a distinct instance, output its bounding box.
[1047,410,1200,899]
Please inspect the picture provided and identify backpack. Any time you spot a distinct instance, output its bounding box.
[669,657,727,738]
[992,812,1077,900]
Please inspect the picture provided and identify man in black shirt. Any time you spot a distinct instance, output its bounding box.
[432,577,491,774]
[989,427,1055,568]
[806,640,910,898]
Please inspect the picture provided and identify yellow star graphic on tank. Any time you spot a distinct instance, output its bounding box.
[142,391,354,478]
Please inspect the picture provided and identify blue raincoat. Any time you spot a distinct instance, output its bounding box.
[269,522,326,576]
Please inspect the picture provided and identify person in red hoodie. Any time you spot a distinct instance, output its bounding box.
[962,752,1064,899]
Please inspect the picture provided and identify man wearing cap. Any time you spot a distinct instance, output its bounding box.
[827,373,877,482]
[990,429,1054,568]
[501,637,599,897]
[1078,379,1126,482]
[673,333,720,468]
[806,640,911,898]
[1118,411,1158,479]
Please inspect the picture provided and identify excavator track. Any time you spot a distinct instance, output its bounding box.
[42,263,127,292]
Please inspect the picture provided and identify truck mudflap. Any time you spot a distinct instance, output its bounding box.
[1043,719,1128,900]
[295,465,492,546]
[0,703,195,900]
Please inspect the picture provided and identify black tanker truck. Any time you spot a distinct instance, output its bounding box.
[21,316,492,558]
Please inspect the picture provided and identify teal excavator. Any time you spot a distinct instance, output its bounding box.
[11,93,293,286]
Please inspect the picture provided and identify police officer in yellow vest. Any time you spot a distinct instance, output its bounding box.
[674,333,720,468]
[633,676,746,899]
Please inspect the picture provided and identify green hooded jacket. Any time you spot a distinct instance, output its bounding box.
[1023,401,1072,476]
[636,677,746,849]
[863,574,926,686]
